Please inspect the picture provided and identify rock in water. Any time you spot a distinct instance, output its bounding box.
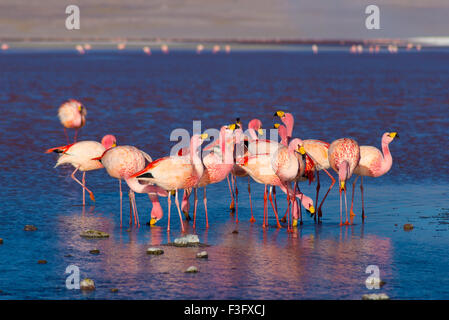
[174,234,200,247]
[89,249,100,255]
[110,288,119,293]
[80,279,95,291]
[196,251,208,259]
[362,293,390,300]
[37,260,47,264]
[24,225,37,231]
[0,238,3,244]
[80,230,110,239]
[185,266,198,273]
[146,248,164,255]
[403,224,414,231]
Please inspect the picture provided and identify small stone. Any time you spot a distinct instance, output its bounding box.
[37,260,47,264]
[80,230,110,239]
[174,234,200,247]
[0,238,3,244]
[362,293,390,300]
[64,254,73,257]
[196,251,208,259]
[185,266,198,273]
[403,224,414,231]
[146,247,164,255]
[232,230,239,234]
[80,278,95,291]
[110,288,119,293]
[89,249,100,255]
[24,225,37,231]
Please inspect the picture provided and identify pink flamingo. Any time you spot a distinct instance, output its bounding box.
[227,118,261,222]
[193,125,236,227]
[132,134,208,232]
[274,111,335,223]
[45,134,116,206]
[58,99,87,143]
[351,132,398,221]
[93,145,161,227]
[328,138,360,226]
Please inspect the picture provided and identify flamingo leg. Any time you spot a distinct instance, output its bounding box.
[174,189,185,232]
[263,185,268,228]
[131,190,140,227]
[181,189,191,221]
[167,192,171,232]
[128,190,133,226]
[229,175,236,213]
[273,186,278,216]
[235,179,239,223]
[248,176,255,223]
[285,189,291,232]
[227,175,235,213]
[82,171,86,206]
[119,179,122,227]
[339,186,343,226]
[314,171,320,223]
[361,176,366,222]
[344,186,349,225]
[64,128,69,144]
[317,168,336,222]
[350,175,359,224]
[203,187,209,228]
[269,186,282,228]
[193,187,198,228]
[295,182,303,225]
[70,167,95,205]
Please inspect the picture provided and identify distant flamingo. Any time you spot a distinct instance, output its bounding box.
[351,132,398,221]
[328,138,360,226]
[94,145,159,227]
[45,134,116,206]
[193,125,236,227]
[132,134,208,232]
[58,99,86,143]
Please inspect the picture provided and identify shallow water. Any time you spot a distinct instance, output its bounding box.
[0,50,448,299]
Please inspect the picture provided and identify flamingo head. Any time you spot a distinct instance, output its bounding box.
[274,110,294,137]
[248,119,263,136]
[338,160,350,191]
[70,99,87,117]
[101,134,117,149]
[300,194,315,215]
[383,132,399,144]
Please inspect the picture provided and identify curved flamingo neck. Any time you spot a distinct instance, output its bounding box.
[278,125,288,146]
[125,177,167,196]
[248,119,262,141]
[282,113,294,139]
[190,136,204,177]
[380,139,393,174]
[339,160,350,182]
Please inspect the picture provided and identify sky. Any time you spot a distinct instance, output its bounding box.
[0,0,448,40]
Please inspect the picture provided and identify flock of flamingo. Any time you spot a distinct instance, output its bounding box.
[46,99,398,232]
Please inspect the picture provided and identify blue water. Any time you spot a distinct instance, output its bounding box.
[0,50,448,299]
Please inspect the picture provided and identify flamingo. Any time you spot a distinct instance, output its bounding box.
[58,99,86,143]
[227,118,261,222]
[132,134,208,232]
[274,111,335,223]
[350,132,398,221]
[93,145,160,227]
[328,138,360,226]
[45,134,116,206]
[192,125,236,227]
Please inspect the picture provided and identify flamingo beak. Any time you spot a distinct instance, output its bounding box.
[111,143,117,148]
[389,132,399,139]
[274,110,285,117]
[149,217,158,225]
[340,180,345,191]
[228,123,236,131]
[200,133,208,140]
[296,146,306,155]
[273,123,280,129]
[308,205,315,214]
[257,128,264,135]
